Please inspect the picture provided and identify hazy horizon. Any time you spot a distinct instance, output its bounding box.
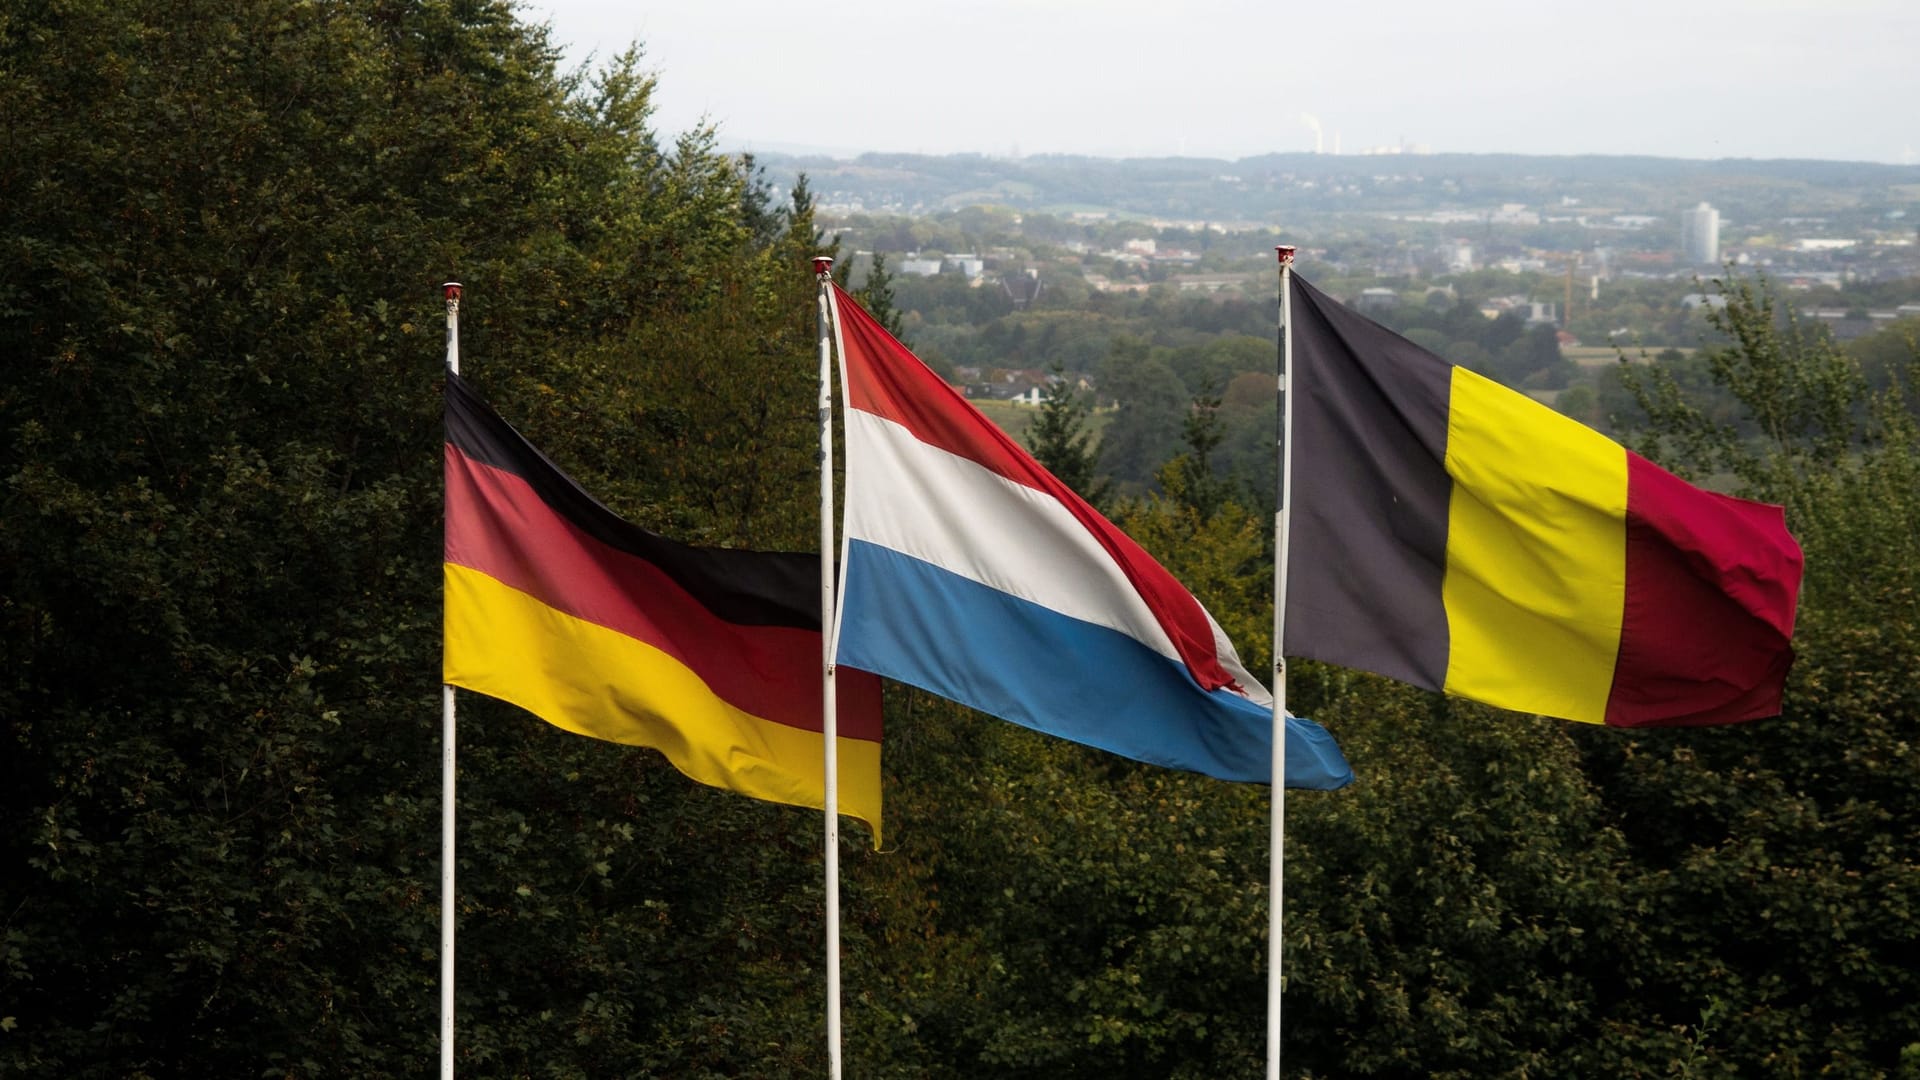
[681,139,1920,169]
[531,0,1918,168]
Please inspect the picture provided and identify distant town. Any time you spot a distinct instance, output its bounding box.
[742,149,1920,494]
[758,149,1920,347]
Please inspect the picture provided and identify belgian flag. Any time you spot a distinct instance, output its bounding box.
[442,371,883,841]
[1283,275,1803,728]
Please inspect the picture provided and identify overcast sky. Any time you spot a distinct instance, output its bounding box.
[530,0,1919,165]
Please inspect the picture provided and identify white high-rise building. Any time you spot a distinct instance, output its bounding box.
[1682,202,1721,265]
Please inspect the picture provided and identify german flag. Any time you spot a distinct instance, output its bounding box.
[442,371,883,841]
[1283,275,1803,728]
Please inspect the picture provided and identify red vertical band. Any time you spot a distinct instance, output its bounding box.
[1606,453,1802,727]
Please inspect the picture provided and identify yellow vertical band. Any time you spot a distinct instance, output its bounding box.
[1440,368,1627,724]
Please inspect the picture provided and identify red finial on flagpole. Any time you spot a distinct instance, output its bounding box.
[812,256,834,277]
[443,281,463,301]
[1275,246,1296,264]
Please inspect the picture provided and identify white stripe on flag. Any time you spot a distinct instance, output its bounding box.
[844,409,1183,664]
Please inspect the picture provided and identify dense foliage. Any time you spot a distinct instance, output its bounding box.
[3,1,833,1074]
[4,2,1916,1077]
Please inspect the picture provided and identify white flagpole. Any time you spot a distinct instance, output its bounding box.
[1267,247,1297,1080]
[812,257,844,1080]
[824,284,856,658]
[439,280,463,1080]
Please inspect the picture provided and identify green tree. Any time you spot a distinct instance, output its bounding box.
[1592,272,1920,1074]
[1025,368,1109,509]
[1846,314,1920,398]
[852,250,908,341]
[1096,340,1187,491]
[0,2,843,1074]
[1555,382,1600,425]
[1284,688,1644,1079]
[1164,389,1232,520]
[736,152,785,251]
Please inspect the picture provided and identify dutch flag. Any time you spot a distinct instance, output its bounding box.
[831,285,1351,790]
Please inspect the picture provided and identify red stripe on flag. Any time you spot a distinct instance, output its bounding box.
[834,285,1241,694]
[445,444,882,741]
[1605,452,1803,727]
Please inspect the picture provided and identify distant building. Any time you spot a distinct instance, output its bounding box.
[1002,268,1044,309]
[1489,203,1541,226]
[1173,272,1255,293]
[1355,287,1399,313]
[1802,306,1907,340]
[1682,202,1721,265]
[1495,256,1549,273]
[968,367,1054,404]
[1482,296,1558,324]
[898,257,943,277]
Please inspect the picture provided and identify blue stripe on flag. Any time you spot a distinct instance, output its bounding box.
[837,541,1352,789]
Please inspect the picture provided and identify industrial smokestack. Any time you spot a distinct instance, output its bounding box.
[1300,113,1324,154]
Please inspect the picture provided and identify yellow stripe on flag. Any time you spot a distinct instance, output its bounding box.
[1440,368,1627,724]
[443,563,883,844]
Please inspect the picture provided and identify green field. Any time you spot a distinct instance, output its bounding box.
[968,396,1113,447]
[969,397,1038,441]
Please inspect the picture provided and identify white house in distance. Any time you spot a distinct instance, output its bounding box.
[893,252,983,279]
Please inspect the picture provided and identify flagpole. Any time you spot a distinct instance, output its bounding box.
[1267,247,1297,1080]
[439,280,463,1080]
[812,257,844,1080]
